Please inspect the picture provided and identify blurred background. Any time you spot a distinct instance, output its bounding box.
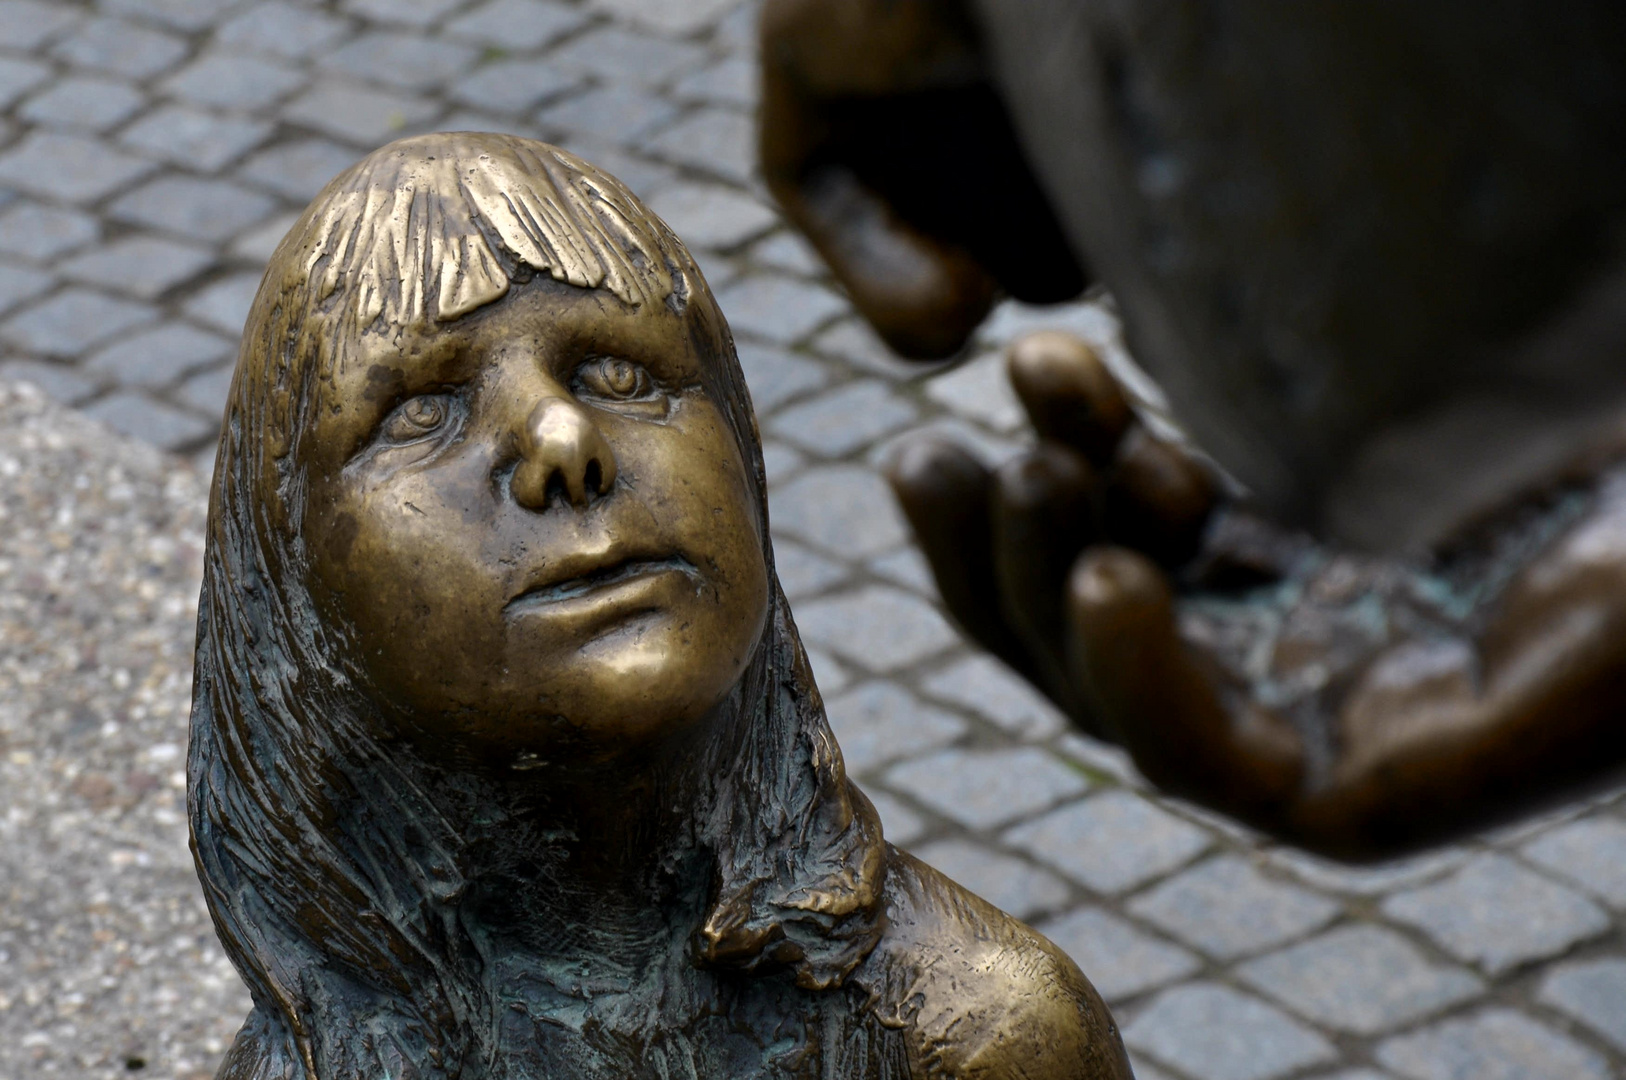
[0,1,1622,1078]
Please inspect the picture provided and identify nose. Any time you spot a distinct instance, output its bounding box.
[511,396,618,510]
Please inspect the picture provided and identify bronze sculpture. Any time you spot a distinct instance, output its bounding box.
[188,133,1131,1080]
[761,0,1626,858]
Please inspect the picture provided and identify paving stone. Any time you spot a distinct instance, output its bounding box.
[85,323,234,387]
[161,53,305,111]
[110,175,275,242]
[1003,791,1213,895]
[823,681,967,778]
[862,788,925,847]
[673,55,757,109]
[547,27,708,88]
[1519,817,1626,908]
[1125,982,1337,1080]
[342,0,467,28]
[588,0,743,36]
[216,2,353,61]
[0,263,51,316]
[1537,957,1626,1053]
[647,182,777,251]
[0,202,99,260]
[59,236,214,301]
[539,85,680,145]
[759,439,805,485]
[920,653,1068,740]
[643,107,755,184]
[768,463,909,557]
[1035,906,1201,1003]
[0,56,51,111]
[1237,924,1484,1034]
[1127,855,1341,961]
[283,80,442,146]
[51,17,187,79]
[228,210,298,263]
[182,273,262,337]
[81,389,214,451]
[909,839,1071,920]
[0,132,158,204]
[101,0,244,32]
[1305,1072,1397,1080]
[771,537,848,602]
[768,379,919,458]
[450,60,578,114]
[0,358,98,404]
[318,31,479,92]
[812,316,924,379]
[1127,1062,1178,1080]
[1054,732,1145,788]
[0,288,157,357]
[177,364,235,417]
[749,230,825,277]
[1375,1007,1611,1080]
[717,274,848,344]
[1265,846,1466,897]
[1381,854,1610,974]
[735,341,829,413]
[0,0,81,50]
[121,106,275,171]
[803,645,849,695]
[793,583,958,672]
[551,140,680,199]
[18,77,147,133]
[886,747,1087,830]
[238,138,358,200]
[925,350,1026,432]
[868,546,936,597]
[444,0,588,50]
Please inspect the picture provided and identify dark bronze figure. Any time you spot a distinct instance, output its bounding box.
[761,0,1626,858]
[187,133,1130,1080]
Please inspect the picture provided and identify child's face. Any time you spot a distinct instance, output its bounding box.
[297,278,770,759]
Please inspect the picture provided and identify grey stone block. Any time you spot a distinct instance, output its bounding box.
[239,139,359,201]
[216,2,352,61]
[183,273,262,337]
[921,654,1067,740]
[229,211,300,263]
[643,108,755,184]
[1537,958,1626,1053]
[1237,924,1484,1034]
[121,106,275,171]
[1,288,157,357]
[101,0,243,32]
[0,0,81,51]
[342,0,467,28]
[444,0,588,50]
[82,390,214,451]
[646,182,778,252]
[587,0,743,36]
[771,537,847,602]
[547,27,708,88]
[18,76,146,133]
[51,17,187,79]
[794,584,959,672]
[1004,791,1212,895]
[1124,982,1337,1080]
[759,439,805,486]
[885,747,1087,830]
[1305,1072,1397,1080]
[803,645,849,695]
[161,53,305,111]
[318,31,479,92]
[768,464,909,557]
[867,546,936,598]
[735,342,829,414]
[810,317,918,378]
[861,788,925,847]
[178,364,235,418]
[1381,854,1609,974]
[768,379,919,458]
[925,350,1027,432]
[539,86,679,146]
[909,839,1071,920]
[0,132,158,204]
[1127,855,1340,961]
[748,231,825,279]
[673,56,757,109]
[450,60,578,114]
[0,56,51,111]
[0,203,98,261]
[1519,816,1626,908]
[110,176,275,243]
[1375,1008,1611,1080]
[824,681,966,777]
[716,274,848,344]
[85,323,234,387]
[0,359,98,405]
[1265,846,1465,897]
[1035,906,1201,1003]
[60,236,214,300]
[0,263,52,317]
[282,80,442,146]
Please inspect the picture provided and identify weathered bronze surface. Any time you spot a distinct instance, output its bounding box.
[187,133,1131,1080]
[761,0,1626,858]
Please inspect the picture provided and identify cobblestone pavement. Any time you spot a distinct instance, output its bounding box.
[2,1,1624,1078]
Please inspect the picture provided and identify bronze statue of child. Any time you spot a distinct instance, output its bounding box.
[187,132,1130,1080]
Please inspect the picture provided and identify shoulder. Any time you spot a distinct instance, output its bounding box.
[853,847,1133,1080]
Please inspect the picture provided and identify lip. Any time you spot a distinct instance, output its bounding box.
[503,555,698,616]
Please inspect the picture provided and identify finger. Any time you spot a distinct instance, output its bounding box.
[884,435,1034,677]
[1006,331,1133,463]
[1067,548,1301,808]
[1102,427,1217,568]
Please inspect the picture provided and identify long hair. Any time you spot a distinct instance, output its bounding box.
[188,134,888,1080]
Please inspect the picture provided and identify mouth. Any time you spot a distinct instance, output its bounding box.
[503,556,698,615]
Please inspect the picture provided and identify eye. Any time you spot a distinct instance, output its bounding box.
[576,357,655,401]
[381,394,452,443]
